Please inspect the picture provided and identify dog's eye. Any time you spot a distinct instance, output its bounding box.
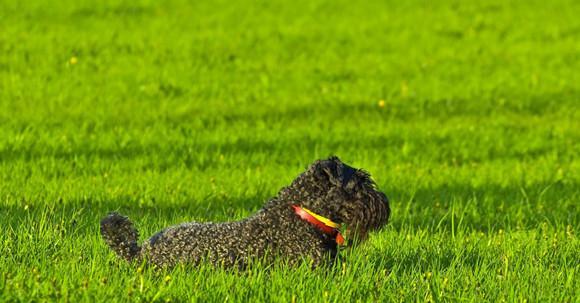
[341,166,356,187]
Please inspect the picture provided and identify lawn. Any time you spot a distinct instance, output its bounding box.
[0,0,579,301]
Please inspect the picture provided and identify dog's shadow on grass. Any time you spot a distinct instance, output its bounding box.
[352,240,490,276]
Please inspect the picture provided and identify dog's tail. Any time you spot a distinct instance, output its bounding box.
[100,212,141,261]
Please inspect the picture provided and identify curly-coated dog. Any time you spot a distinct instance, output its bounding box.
[101,156,390,268]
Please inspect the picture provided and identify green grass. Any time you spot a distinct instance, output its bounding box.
[1,0,579,301]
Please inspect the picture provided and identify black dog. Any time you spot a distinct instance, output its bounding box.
[101,156,390,268]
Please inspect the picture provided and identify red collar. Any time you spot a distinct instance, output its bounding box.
[292,205,345,245]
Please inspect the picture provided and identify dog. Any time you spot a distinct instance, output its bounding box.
[100,156,390,268]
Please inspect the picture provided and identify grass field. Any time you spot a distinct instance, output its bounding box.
[1,0,579,301]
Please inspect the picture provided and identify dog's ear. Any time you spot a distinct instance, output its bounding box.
[327,155,342,163]
[340,164,358,190]
[315,157,362,190]
[318,159,342,186]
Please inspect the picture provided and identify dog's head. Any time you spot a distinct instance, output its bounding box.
[283,156,390,243]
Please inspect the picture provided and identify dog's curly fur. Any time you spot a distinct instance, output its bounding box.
[101,156,390,268]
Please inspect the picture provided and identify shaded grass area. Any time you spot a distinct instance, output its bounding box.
[1,0,579,301]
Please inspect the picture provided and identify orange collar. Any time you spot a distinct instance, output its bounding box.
[292,205,345,245]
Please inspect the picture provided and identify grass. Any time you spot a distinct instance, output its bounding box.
[1,0,579,301]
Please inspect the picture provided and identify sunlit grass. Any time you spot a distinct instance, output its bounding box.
[1,0,579,301]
